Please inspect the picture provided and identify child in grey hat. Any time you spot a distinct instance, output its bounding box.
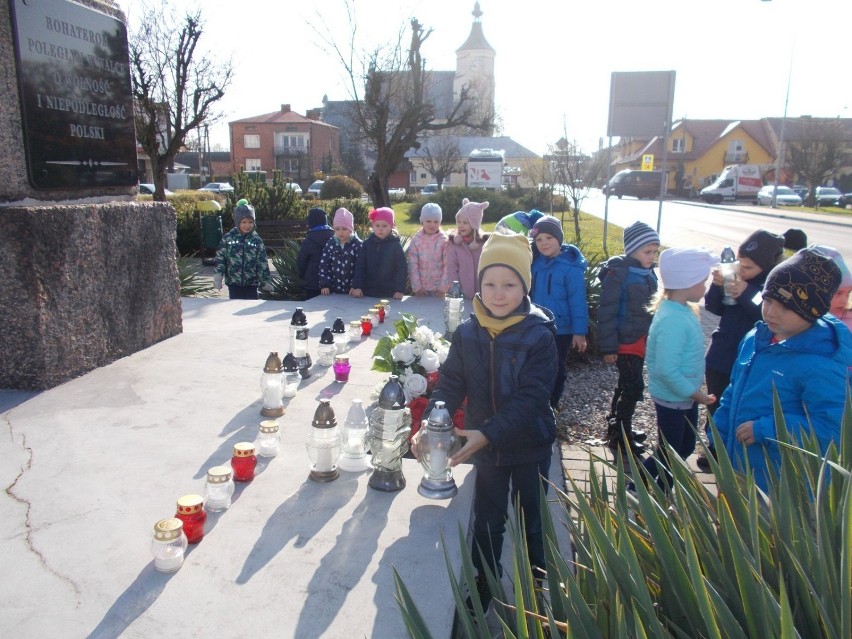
[214,202,271,299]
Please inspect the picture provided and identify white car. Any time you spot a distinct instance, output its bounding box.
[388,187,406,198]
[284,182,303,195]
[198,182,234,193]
[307,180,324,197]
[139,183,173,196]
[755,185,802,206]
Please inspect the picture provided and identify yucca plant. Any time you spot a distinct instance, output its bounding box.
[265,238,306,301]
[176,255,216,297]
[396,388,851,637]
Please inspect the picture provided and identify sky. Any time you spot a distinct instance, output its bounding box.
[117,0,852,157]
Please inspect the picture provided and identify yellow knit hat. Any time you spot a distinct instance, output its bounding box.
[477,231,532,293]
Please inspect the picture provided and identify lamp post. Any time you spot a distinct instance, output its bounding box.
[771,50,794,209]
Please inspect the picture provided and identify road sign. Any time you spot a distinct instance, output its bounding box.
[641,155,655,171]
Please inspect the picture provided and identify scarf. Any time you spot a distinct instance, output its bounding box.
[472,295,529,338]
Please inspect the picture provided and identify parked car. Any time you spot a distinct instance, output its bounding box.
[843,193,852,207]
[754,185,802,206]
[198,182,234,193]
[284,182,303,195]
[388,187,406,199]
[421,183,441,195]
[813,186,843,207]
[605,170,664,199]
[307,180,324,197]
[791,185,808,200]
[138,183,173,196]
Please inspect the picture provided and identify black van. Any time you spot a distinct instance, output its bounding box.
[603,170,664,199]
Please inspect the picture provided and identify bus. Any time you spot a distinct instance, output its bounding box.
[466,148,504,190]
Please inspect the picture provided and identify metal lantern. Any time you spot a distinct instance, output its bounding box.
[306,399,341,482]
[289,307,312,377]
[281,352,301,398]
[445,280,464,337]
[348,320,362,342]
[339,399,371,472]
[331,317,347,353]
[417,401,458,499]
[368,375,411,492]
[317,328,337,366]
[719,245,739,306]
[259,352,285,417]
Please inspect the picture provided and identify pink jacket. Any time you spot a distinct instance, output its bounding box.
[408,229,448,293]
[444,233,487,298]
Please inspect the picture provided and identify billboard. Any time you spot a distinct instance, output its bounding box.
[466,148,503,189]
[607,71,676,138]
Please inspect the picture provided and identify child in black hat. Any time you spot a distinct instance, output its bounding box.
[297,207,334,299]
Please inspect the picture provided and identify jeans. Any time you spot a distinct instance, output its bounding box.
[610,354,645,421]
[471,455,551,577]
[228,284,258,300]
[643,401,698,489]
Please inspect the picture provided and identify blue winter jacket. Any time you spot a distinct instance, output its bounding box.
[530,244,589,336]
[352,232,408,298]
[597,255,658,355]
[704,270,768,374]
[713,316,852,493]
[425,304,558,467]
[296,227,334,292]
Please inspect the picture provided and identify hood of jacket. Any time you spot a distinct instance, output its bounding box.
[754,314,852,362]
[598,253,646,282]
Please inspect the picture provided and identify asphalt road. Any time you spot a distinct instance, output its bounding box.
[576,189,852,264]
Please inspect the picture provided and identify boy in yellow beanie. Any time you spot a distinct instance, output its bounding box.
[416,230,558,615]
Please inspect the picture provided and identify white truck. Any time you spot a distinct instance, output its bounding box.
[699,164,767,204]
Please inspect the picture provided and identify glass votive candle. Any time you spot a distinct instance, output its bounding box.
[175,494,206,544]
[374,304,385,323]
[333,355,351,382]
[256,419,280,457]
[368,308,380,327]
[380,299,390,317]
[348,320,362,342]
[360,315,373,337]
[204,466,234,512]
[151,518,188,573]
[231,442,257,482]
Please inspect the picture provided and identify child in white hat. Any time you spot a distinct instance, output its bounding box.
[408,203,449,297]
[640,247,719,490]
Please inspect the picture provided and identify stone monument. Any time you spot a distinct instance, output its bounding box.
[0,0,182,390]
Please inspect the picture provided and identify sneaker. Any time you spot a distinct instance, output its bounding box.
[464,575,492,615]
[696,446,716,471]
[630,429,648,444]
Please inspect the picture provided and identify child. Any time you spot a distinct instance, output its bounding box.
[418,230,558,612]
[641,247,718,489]
[530,215,589,409]
[494,209,544,235]
[700,229,790,470]
[713,248,850,493]
[318,207,362,295]
[810,245,852,331]
[444,199,490,298]
[213,201,271,300]
[407,202,448,297]
[296,207,334,299]
[597,221,661,456]
[350,207,407,299]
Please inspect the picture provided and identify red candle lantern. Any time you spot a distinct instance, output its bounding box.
[360,315,373,337]
[175,494,207,543]
[231,442,257,482]
[375,304,386,323]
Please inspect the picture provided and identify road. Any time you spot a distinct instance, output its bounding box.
[576,189,852,265]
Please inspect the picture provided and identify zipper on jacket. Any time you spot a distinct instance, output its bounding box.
[489,338,499,464]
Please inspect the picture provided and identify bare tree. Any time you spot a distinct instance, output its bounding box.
[415,135,466,190]
[549,137,591,240]
[323,7,491,207]
[129,2,233,200]
[785,117,849,206]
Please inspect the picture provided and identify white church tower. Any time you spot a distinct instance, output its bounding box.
[454,2,495,136]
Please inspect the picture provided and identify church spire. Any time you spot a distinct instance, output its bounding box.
[457,2,494,52]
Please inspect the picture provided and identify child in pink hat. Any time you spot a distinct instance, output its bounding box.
[444,199,489,298]
[318,207,362,295]
[351,207,407,299]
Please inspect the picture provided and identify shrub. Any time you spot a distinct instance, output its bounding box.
[407,187,518,223]
[321,175,362,199]
[264,238,306,301]
[172,191,233,256]
[397,389,852,637]
[176,255,215,297]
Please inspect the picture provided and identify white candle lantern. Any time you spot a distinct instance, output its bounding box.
[204,466,235,512]
[338,399,371,472]
[289,307,312,377]
[259,352,285,417]
[256,419,280,458]
[380,299,391,317]
[150,518,188,573]
[348,320,362,342]
[417,401,459,499]
[445,280,464,337]
[306,399,341,482]
[368,375,412,492]
[368,308,380,327]
[281,352,301,398]
[317,328,337,366]
[332,317,348,353]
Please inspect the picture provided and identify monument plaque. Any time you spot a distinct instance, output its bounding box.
[8,0,137,189]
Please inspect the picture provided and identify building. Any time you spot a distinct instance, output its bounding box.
[228,104,340,189]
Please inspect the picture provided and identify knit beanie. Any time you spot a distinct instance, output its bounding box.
[495,211,531,234]
[456,198,488,232]
[307,207,328,228]
[763,248,842,322]
[531,215,564,245]
[236,198,249,208]
[658,247,719,289]
[332,207,354,232]
[809,244,852,288]
[234,202,255,225]
[420,202,443,223]
[478,231,532,294]
[738,230,785,272]
[369,207,395,227]
[527,209,545,225]
[783,228,808,251]
[623,221,660,256]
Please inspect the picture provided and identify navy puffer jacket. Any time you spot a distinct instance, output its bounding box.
[425,305,558,466]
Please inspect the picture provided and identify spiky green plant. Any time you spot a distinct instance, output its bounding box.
[396,388,852,637]
[264,238,305,301]
[176,255,216,297]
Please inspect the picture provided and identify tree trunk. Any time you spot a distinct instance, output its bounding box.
[368,172,390,208]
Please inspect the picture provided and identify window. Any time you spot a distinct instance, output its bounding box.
[276,133,307,152]
[244,134,260,149]
[246,159,261,171]
[409,171,417,182]
[672,138,685,153]
[281,159,299,173]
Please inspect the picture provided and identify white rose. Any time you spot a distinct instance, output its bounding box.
[410,342,423,358]
[414,326,434,347]
[403,373,428,401]
[436,344,450,364]
[391,341,416,365]
[420,349,440,372]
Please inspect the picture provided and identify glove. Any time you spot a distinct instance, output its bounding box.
[213,274,223,290]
